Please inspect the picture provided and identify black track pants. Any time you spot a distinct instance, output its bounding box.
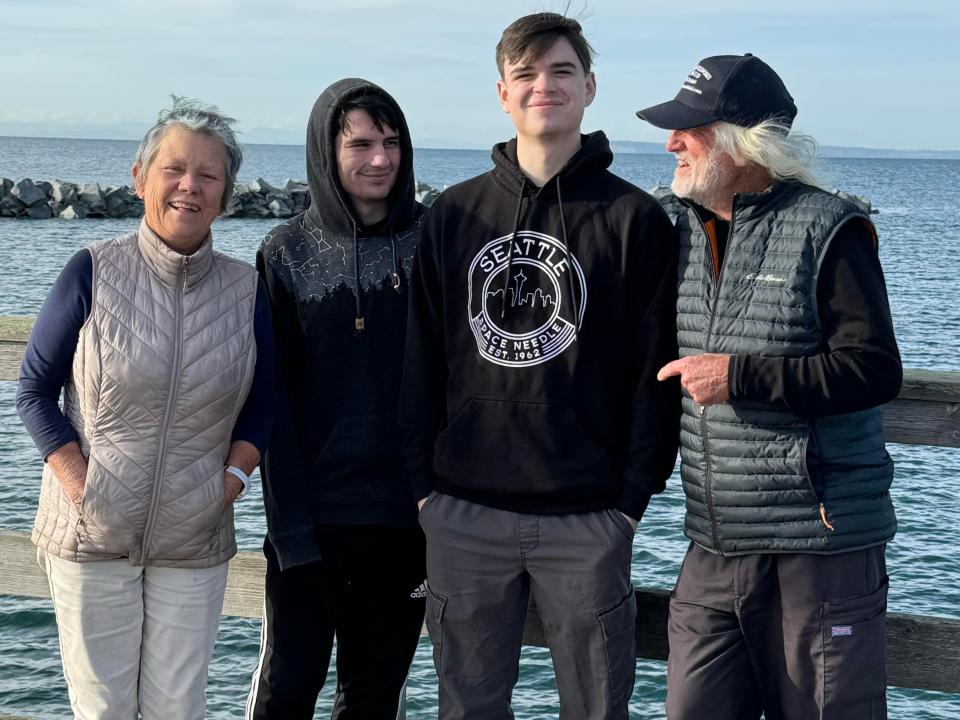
[246,526,427,720]
[666,542,888,720]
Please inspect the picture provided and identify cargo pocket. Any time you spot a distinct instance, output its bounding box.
[820,578,888,719]
[597,589,637,711]
[425,583,448,682]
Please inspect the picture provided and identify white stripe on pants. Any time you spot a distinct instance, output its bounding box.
[40,549,229,720]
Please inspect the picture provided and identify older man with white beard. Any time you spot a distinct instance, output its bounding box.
[637,54,902,720]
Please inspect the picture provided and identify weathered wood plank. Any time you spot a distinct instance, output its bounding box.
[0,529,49,599]
[0,316,33,381]
[884,397,960,448]
[899,368,960,403]
[0,316,33,343]
[1,528,957,693]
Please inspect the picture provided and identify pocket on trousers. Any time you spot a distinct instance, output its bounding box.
[425,582,448,681]
[606,509,636,542]
[820,577,888,718]
[418,490,440,523]
[597,589,637,711]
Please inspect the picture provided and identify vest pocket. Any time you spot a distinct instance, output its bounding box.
[819,577,888,718]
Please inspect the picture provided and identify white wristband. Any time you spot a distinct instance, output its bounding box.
[224,465,251,500]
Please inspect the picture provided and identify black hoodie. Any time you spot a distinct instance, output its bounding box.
[401,132,681,519]
[258,78,425,570]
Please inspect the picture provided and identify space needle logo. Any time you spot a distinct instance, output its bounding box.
[468,230,587,367]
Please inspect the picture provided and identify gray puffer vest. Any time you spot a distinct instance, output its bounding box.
[32,220,258,567]
[675,181,895,555]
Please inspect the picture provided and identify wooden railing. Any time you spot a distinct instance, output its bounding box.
[1,315,959,702]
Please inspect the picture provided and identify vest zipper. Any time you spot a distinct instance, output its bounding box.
[696,208,734,555]
[140,255,189,563]
[819,503,835,531]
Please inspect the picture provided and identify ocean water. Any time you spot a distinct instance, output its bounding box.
[0,137,958,718]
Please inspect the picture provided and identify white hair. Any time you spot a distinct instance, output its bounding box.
[712,119,820,188]
[134,95,243,211]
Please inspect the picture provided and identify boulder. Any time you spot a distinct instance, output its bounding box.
[104,185,136,217]
[0,194,25,217]
[289,189,310,213]
[834,190,877,215]
[268,198,293,218]
[52,180,80,209]
[0,178,12,200]
[78,183,106,215]
[11,178,49,207]
[223,193,244,218]
[25,202,54,219]
[59,204,87,219]
[249,177,280,195]
[415,181,440,207]
[284,179,308,192]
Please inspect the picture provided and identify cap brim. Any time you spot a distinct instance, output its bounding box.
[636,99,718,130]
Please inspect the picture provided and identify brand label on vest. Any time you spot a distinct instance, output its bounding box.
[468,230,587,368]
[745,272,787,284]
[831,625,853,637]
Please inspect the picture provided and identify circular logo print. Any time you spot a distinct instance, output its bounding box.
[468,230,586,367]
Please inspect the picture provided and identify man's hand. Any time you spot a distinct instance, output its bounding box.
[223,471,243,508]
[657,354,731,407]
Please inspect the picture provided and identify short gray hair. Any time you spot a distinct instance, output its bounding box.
[134,95,242,211]
[712,119,820,188]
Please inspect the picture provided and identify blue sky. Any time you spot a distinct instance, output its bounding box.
[1,0,957,150]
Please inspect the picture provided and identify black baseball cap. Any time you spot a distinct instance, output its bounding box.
[636,53,797,130]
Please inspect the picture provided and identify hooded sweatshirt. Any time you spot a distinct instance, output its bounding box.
[258,78,425,570]
[401,132,680,520]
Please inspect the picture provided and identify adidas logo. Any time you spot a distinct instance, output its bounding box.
[410,581,427,599]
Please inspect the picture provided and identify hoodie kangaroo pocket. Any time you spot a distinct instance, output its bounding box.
[312,414,400,480]
[433,397,613,496]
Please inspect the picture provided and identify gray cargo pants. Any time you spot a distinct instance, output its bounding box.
[666,542,888,720]
[418,492,637,720]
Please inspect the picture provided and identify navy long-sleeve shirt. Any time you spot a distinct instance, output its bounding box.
[16,248,276,459]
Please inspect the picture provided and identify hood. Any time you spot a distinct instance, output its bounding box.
[305,78,417,236]
[490,130,614,196]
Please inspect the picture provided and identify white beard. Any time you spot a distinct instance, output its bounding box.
[671,147,730,208]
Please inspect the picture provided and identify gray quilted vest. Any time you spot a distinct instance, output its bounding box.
[33,220,258,567]
[675,181,895,555]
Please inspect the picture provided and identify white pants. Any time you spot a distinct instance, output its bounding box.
[39,549,229,720]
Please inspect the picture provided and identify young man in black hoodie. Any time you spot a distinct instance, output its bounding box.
[246,79,426,720]
[401,14,680,720]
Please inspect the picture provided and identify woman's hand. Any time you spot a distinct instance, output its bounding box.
[223,470,244,508]
[46,441,88,506]
[222,440,260,509]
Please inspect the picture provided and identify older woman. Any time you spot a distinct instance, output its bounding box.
[16,97,275,720]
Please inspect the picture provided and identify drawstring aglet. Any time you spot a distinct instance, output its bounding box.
[392,272,401,291]
[355,317,365,333]
[819,503,835,531]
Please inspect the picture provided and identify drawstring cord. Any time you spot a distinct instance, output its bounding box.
[555,177,579,337]
[390,232,401,291]
[501,178,527,319]
[353,223,364,334]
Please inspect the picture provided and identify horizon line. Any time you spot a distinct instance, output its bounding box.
[1,133,958,157]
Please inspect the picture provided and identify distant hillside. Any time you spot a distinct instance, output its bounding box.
[610,140,960,160]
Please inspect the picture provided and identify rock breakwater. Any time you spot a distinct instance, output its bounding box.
[0,178,442,219]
